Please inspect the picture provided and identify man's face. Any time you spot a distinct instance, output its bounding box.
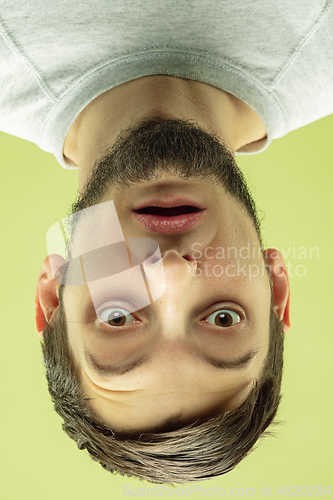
[61,118,272,434]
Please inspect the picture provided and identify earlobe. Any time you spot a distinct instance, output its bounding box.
[35,255,65,339]
[264,248,291,333]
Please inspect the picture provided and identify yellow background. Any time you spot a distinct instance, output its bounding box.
[0,114,332,499]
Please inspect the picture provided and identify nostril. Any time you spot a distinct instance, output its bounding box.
[182,253,197,263]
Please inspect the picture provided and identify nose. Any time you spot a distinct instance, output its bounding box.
[151,250,198,339]
[161,250,197,287]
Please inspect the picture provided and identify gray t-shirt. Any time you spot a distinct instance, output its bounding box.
[0,0,332,169]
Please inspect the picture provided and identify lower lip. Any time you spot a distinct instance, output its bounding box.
[131,210,206,233]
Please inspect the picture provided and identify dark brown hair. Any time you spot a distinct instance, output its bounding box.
[41,283,284,484]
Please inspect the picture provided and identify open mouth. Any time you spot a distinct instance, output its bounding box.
[134,205,203,216]
[132,205,206,233]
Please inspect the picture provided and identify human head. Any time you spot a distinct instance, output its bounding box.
[40,287,285,483]
[36,117,290,481]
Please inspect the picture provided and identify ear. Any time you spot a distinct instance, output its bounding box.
[35,255,65,339]
[264,248,291,333]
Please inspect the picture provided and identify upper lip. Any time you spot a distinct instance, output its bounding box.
[133,197,205,211]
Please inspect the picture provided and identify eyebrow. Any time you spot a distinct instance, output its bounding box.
[84,348,259,377]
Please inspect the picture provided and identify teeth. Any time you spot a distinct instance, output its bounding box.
[135,206,202,216]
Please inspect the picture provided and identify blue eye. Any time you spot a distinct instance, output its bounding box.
[100,308,136,327]
[205,309,241,328]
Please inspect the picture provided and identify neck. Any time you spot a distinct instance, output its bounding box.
[63,76,266,190]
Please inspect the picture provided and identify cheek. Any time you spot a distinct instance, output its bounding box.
[222,380,254,411]
[63,284,91,322]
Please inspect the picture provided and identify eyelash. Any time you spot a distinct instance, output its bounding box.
[96,302,244,329]
[205,307,244,329]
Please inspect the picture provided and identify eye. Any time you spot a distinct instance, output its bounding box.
[99,308,137,327]
[205,309,241,328]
